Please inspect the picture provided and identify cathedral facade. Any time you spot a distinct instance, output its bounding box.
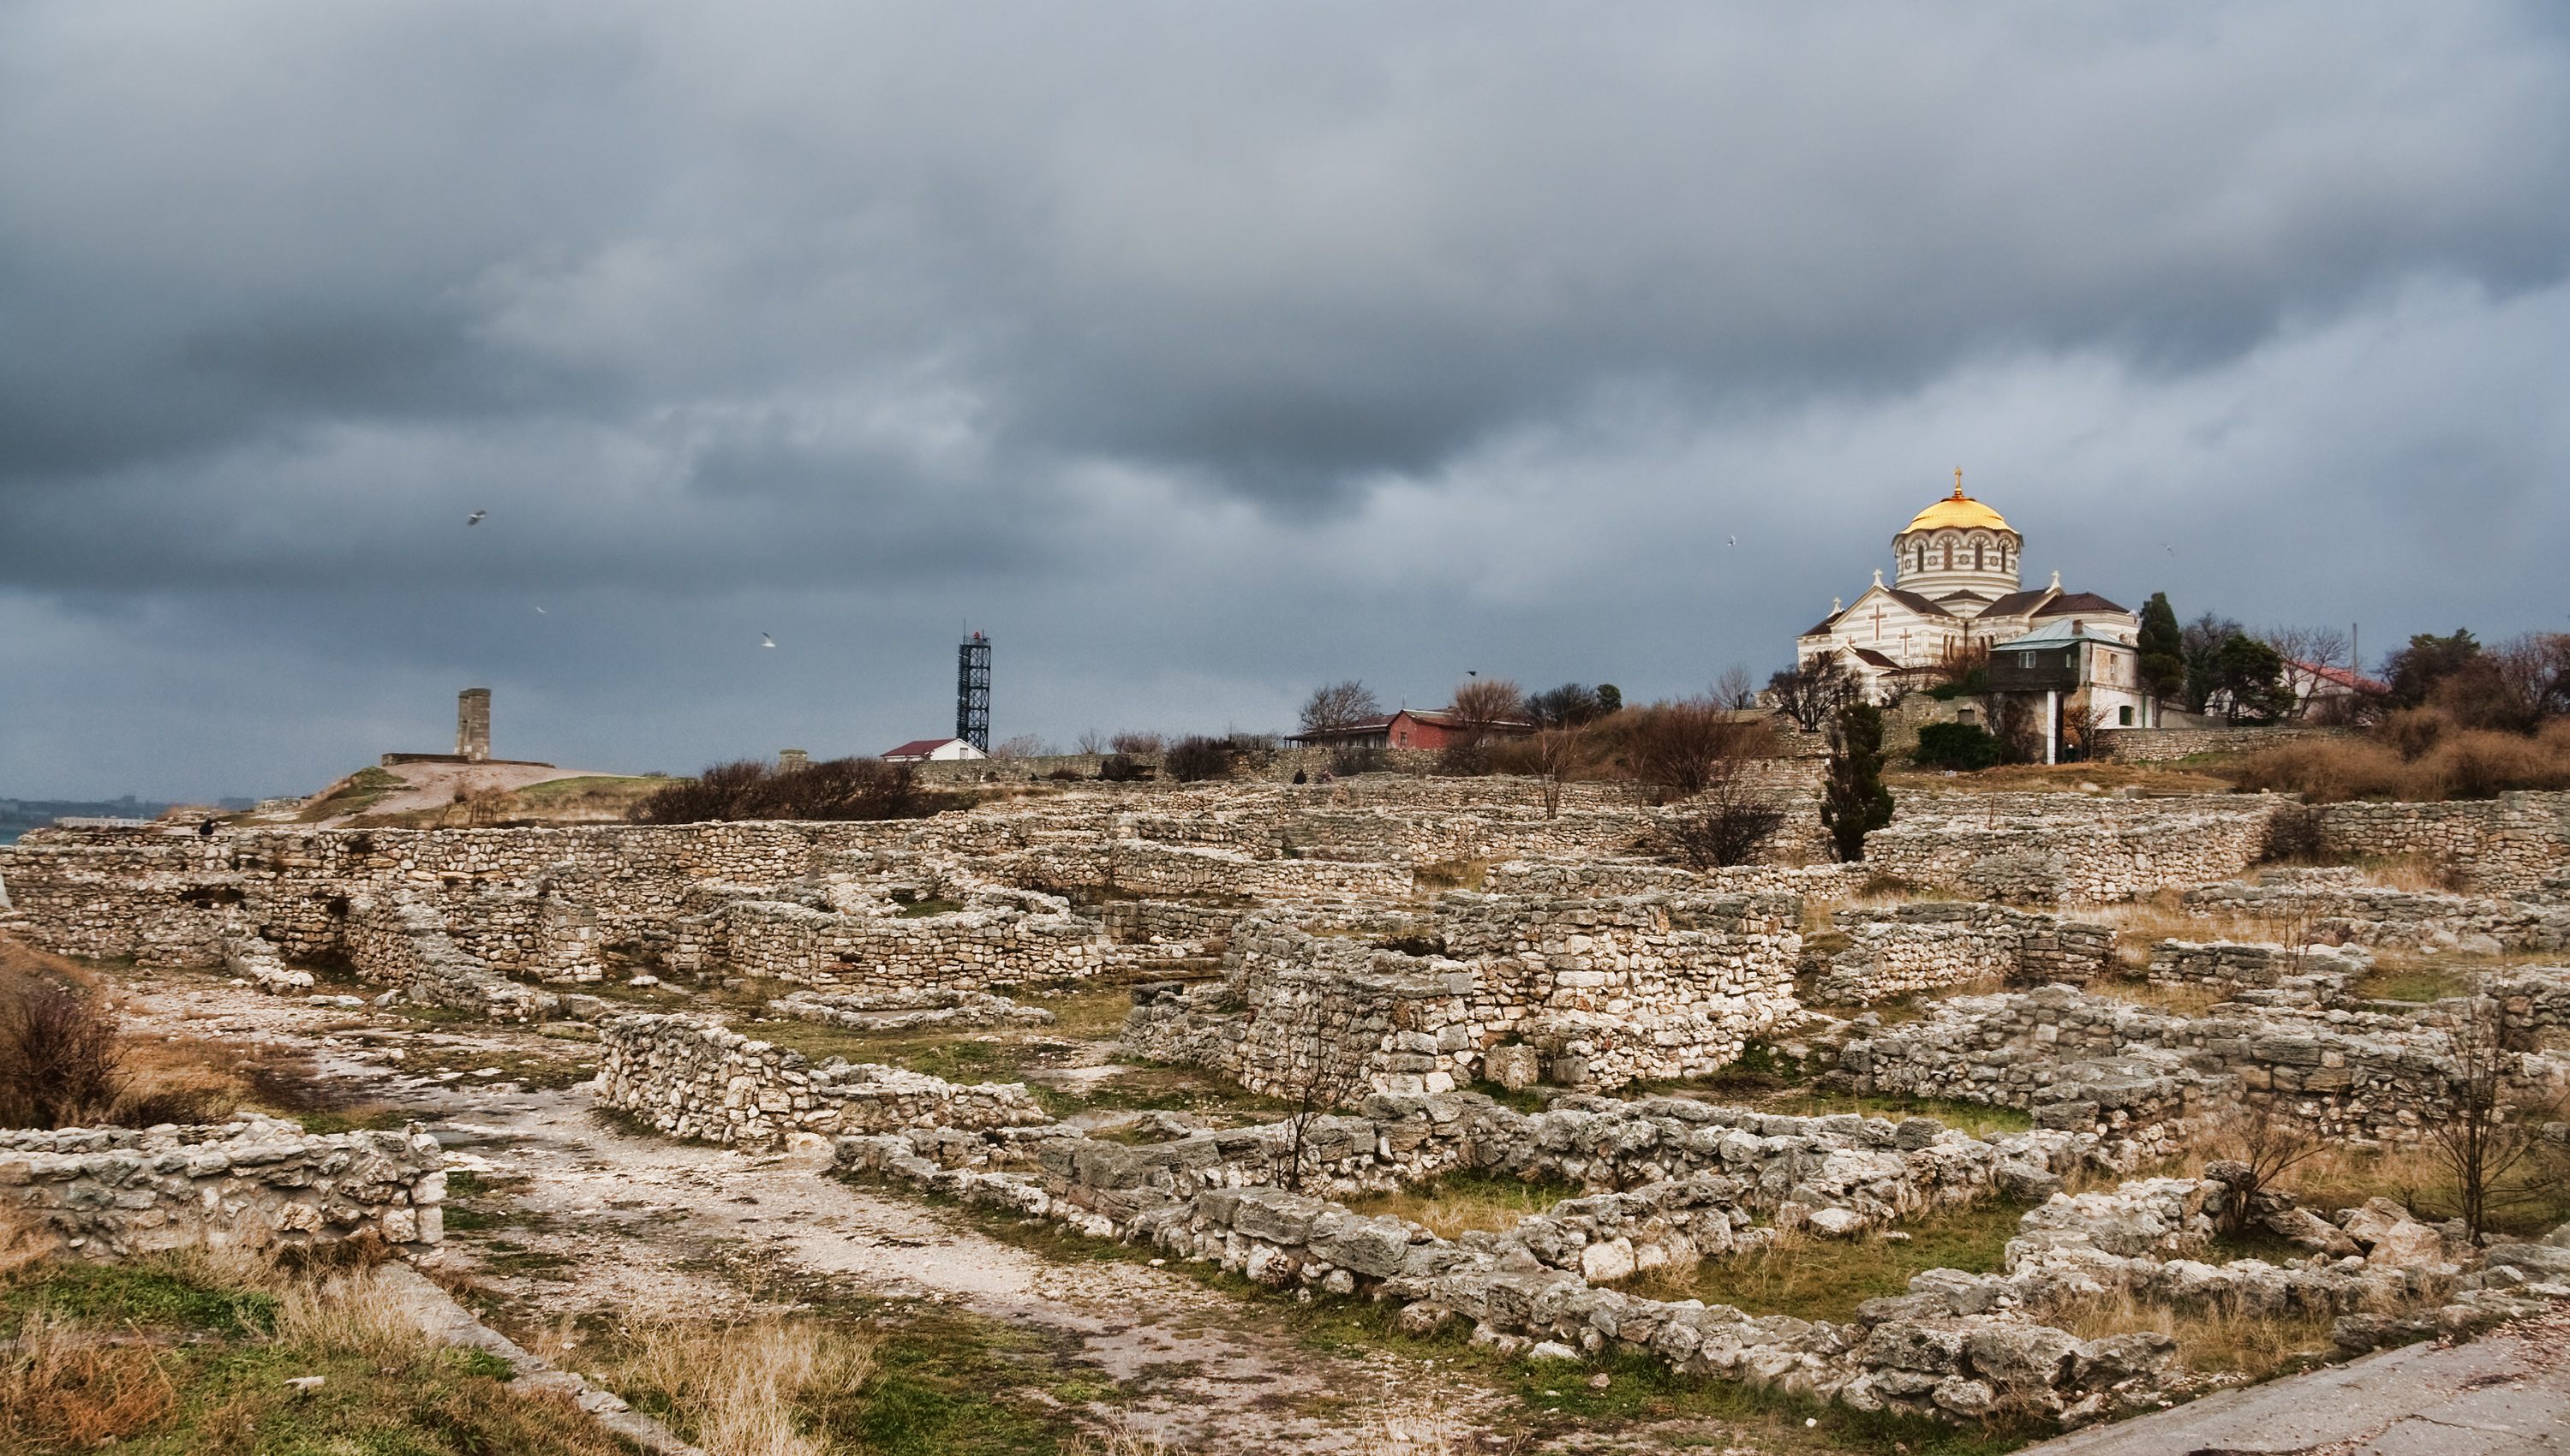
[1795,474,2160,751]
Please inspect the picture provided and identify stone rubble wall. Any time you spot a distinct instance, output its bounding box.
[1839,982,2570,1146]
[593,1012,1050,1149]
[343,893,552,1020]
[0,1119,445,1259]
[2311,792,2570,895]
[1860,793,2280,905]
[2093,725,2355,763]
[768,988,1055,1031]
[829,1093,2225,1428]
[1815,902,2117,1005]
[664,891,1109,990]
[2184,868,2570,952]
[1485,860,1867,902]
[1128,892,1803,1097]
[2144,940,2372,991]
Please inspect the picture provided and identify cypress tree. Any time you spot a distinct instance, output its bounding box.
[1820,701,1895,862]
[2137,592,2185,702]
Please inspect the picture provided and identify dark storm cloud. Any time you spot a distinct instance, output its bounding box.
[4,1,2569,797]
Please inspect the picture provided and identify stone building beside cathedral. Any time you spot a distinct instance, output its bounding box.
[1795,474,2160,757]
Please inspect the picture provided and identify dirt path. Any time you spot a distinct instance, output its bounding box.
[117,969,1510,1453]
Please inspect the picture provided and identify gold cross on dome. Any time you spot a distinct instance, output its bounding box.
[1953,466,1964,499]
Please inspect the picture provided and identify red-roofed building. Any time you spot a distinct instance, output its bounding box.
[1287,708,1536,751]
[880,737,988,763]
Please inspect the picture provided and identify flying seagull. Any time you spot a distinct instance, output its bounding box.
[761,633,777,648]
[467,510,486,526]
[1727,534,1738,547]
[535,606,547,615]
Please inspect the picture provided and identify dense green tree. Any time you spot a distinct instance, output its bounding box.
[1594,683,1623,715]
[2137,592,2186,702]
[2179,612,2242,714]
[2384,630,2484,708]
[1820,701,1895,861]
[2211,633,2292,723]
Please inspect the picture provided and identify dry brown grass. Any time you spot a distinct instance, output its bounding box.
[2084,892,2317,974]
[1347,1172,1575,1238]
[0,1307,178,1448]
[2083,978,2226,1017]
[2050,1289,2338,1379]
[614,1316,876,1456]
[2232,723,2570,803]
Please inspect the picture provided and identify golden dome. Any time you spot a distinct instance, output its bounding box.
[1900,469,2012,536]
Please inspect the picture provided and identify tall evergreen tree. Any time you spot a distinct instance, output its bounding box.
[2137,592,2185,702]
[1820,701,1895,862]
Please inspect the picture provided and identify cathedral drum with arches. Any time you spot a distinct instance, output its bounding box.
[1793,471,2159,761]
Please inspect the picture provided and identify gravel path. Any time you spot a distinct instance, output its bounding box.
[117,969,1508,1453]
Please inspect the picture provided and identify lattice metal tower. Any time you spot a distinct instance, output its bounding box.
[955,631,991,752]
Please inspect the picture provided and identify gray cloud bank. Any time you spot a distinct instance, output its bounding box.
[4,2,2567,797]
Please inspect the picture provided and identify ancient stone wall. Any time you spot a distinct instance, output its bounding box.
[2143,939,2371,991]
[0,1119,445,1259]
[1815,902,2116,1005]
[1861,792,2278,904]
[665,890,1109,989]
[2093,725,2354,763]
[2182,869,2570,952]
[1127,891,1802,1096]
[2312,792,2570,895]
[594,1013,1050,1148]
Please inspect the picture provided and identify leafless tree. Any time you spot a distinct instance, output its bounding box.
[1449,677,1526,731]
[2210,1095,2325,1237]
[1074,728,1107,755]
[1713,665,1759,711]
[1299,680,1385,737]
[2258,626,2354,722]
[1268,980,1379,1191]
[1623,699,1778,803]
[2425,996,2565,1242]
[990,733,1049,760]
[1109,731,1165,755]
[1767,656,1860,733]
[1528,727,1587,819]
[2059,695,2112,763]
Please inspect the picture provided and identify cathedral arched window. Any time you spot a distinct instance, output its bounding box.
[1939,540,1952,570]
[1973,540,1986,570]
[1914,541,1926,573]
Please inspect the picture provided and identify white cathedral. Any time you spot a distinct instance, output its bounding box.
[1795,472,2161,751]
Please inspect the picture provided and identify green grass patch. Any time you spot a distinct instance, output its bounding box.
[3,1260,278,1336]
[1630,1198,2036,1324]
[2353,964,2483,1003]
[296,766,406,821]
[1346,1169,1582,1238]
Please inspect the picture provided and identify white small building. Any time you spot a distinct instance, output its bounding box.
[880,737,988,763]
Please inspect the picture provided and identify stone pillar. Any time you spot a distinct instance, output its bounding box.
[457,688,492,762]
[779,749,810,773]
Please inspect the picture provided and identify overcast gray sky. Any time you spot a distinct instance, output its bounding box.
[5,2,2567,800]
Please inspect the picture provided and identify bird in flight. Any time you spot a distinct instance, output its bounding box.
[761,633,777,648]
[535,606,547,615]
[2163,543,2173,555]
[1727,534,1738,547]
[467,510,487,526]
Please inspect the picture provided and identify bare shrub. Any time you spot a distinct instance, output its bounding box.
[1162,736,1235,783]
[2208,1096,2324,1237]
[990,734,1049,761]
[629,759,953,823]
[2380,707,2451,760]
[1327,744,1388,777]
[2425,996,2567,1241]
[1269,982,1378,1191]
[1617,700,1776,803]
[1667,797,1786,870]
[1109,731,1164,755]
[0,976,123,1128]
